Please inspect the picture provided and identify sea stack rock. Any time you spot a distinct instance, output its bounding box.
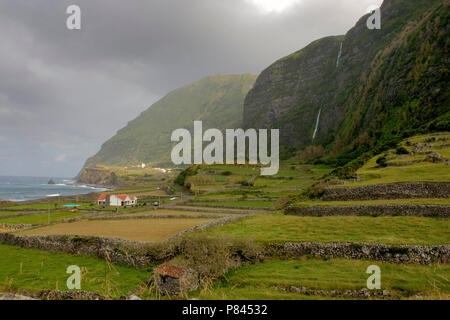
[48,179,56,185]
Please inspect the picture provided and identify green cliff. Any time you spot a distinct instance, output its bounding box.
[244,0,449,165]
[83,74,257,170]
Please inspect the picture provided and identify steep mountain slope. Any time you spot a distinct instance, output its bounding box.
[83,74,257,169]
[244,0,449,166]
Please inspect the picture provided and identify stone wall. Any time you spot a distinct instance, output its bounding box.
[2,231,448,267]
[266,242,450,265]
[0,223,34,231]
[0,215,250,268]
[38,290,106,300]
[286,205,450,217]
[322,183,450,201]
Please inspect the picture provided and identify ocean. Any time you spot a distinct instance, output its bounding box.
[0,176,108,202]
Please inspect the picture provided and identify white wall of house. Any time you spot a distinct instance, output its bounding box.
[98,194,137,207]
[109,195,137,207]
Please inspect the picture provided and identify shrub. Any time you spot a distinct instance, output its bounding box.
[376,155,388,167]
[240,181,254,187]
[306,181,327,198]
[180,233,261,279]
[298,145,326,160]
[395,146,409,155]
[174,165,199,186]
[274,195,296,210]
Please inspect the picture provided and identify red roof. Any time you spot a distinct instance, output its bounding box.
[155,265,186,278]
[98,194,106,201]
[115,194,129,201]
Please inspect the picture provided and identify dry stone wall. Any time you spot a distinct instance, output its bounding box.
[286,205,450,217]
[267,242,449,265]
[322,183,450,201]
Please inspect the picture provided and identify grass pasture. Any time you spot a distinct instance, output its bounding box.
[0,244,149,297]
[186,164,332,200]
[190,258,450,300]
[19,218,213,242]
[0,211,89,225]
[206,214,449,245]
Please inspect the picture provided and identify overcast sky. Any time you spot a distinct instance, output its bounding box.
[0,0,383,177]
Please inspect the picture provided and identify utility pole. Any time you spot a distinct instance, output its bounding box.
[46,194,60,225]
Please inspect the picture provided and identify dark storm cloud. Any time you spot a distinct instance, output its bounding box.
[0,0,382,177]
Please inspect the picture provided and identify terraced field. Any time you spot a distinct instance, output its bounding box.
[188,258,450,300]
[18,218,212,242]
[205,214,449,245]
[331,133,450,189]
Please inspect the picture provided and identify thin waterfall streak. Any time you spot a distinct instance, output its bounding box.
[336,43,343,68]
[312,109,321,140]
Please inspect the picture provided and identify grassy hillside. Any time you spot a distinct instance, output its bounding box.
[83,74,257,169]
[332,132,450,188]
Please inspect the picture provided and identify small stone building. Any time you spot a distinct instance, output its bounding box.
[154,264,199,297]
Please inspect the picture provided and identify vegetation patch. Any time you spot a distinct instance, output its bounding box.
[188,258,450,300]
[0,244,149,298]
[205,215,450,245]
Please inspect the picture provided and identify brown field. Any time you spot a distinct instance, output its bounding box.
[18,218,212,242]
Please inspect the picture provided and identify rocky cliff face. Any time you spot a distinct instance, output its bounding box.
[77,167,117,186]
[244,35,344,147]
[244,0,449,161]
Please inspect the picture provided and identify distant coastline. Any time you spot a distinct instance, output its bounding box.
[0,176,110,203]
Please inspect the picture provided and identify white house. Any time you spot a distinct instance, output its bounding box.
[98,194,137,207]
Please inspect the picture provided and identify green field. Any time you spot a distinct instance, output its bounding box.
[0,212,89,225]
[189,258,450,300]
[186,164,332,200]
[206,214,450,245]
[0,244,149,297]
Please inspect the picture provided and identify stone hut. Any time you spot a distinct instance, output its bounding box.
[154,264,199,297]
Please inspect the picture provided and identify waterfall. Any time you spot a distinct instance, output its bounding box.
[336,43,343,68]
[312,109,321,141]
